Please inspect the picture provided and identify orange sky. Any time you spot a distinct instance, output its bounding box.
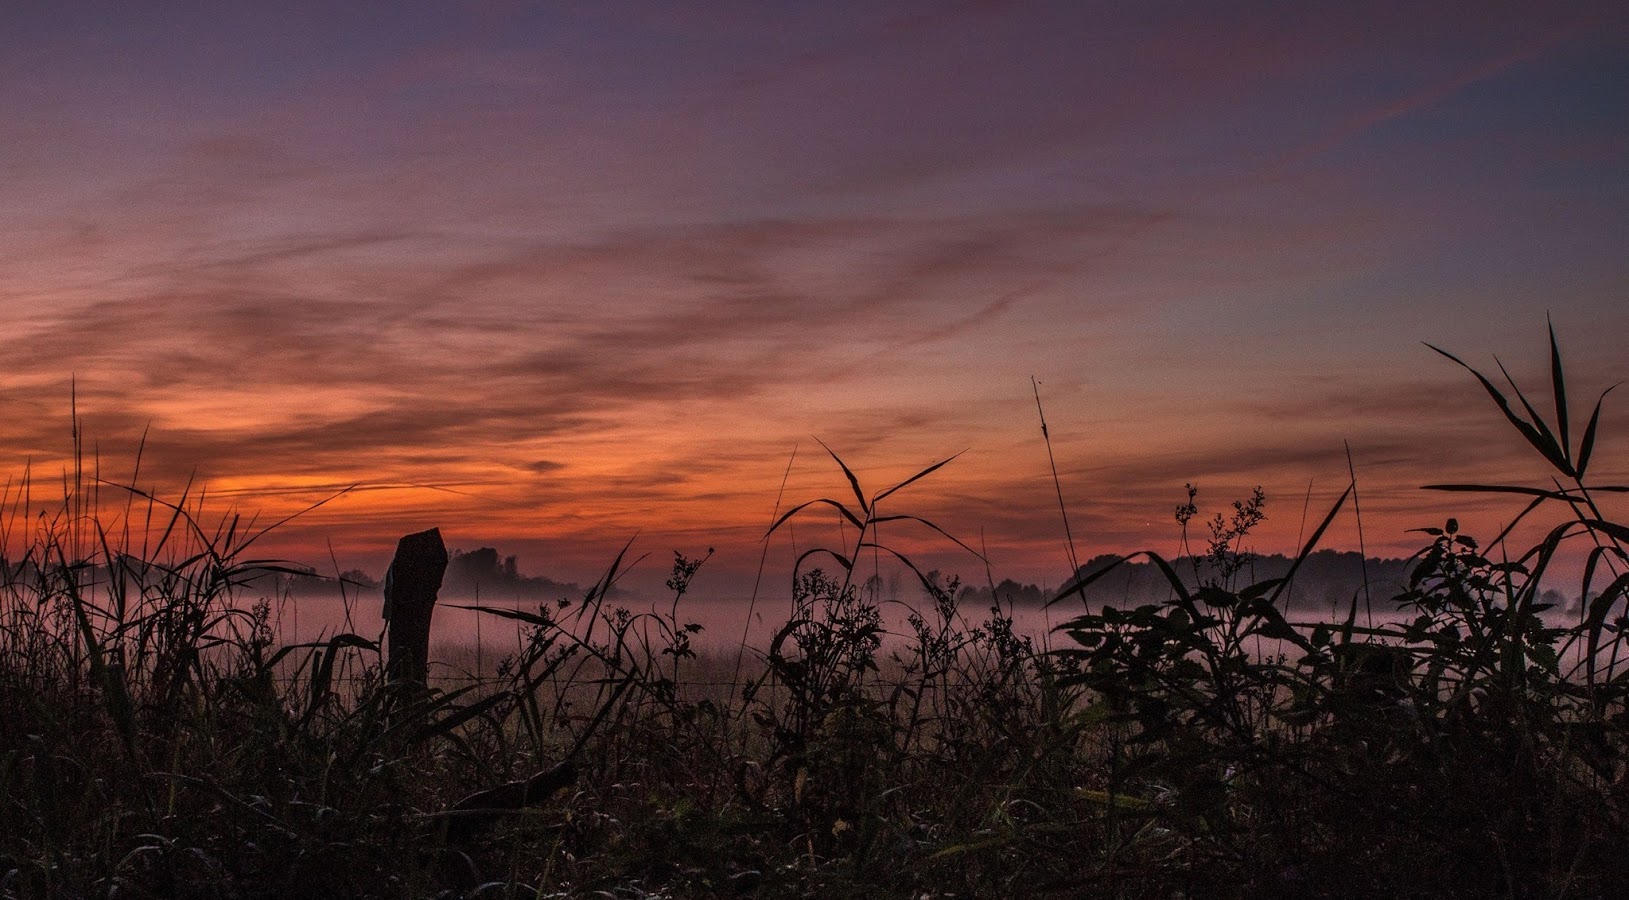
[2,2,1626,595]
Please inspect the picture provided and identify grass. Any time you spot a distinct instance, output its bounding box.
[1,328,1626,898]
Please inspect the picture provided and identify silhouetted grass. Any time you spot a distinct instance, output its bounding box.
[1,329,1625,898]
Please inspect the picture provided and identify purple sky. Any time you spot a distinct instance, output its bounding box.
[2,2,1626,594]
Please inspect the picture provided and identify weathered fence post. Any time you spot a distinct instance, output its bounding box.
[382,527,448,689]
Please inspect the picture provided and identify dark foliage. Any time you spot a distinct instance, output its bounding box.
[1,330,1624,898]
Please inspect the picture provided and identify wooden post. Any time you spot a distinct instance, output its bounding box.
[382,527,448,688]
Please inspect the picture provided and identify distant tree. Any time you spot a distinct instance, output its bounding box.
[449,547,506,587]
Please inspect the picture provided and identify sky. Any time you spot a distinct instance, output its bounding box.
[2,1,1626,597]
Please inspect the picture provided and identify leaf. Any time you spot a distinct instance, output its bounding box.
[299,633,379,725]
[1584,572,1629,658]
[1578,518,1629,546]
[868,513,985,562]
[1422,483,1629,498]
[873,450,965,505]
[1507,519,1576,613]
[64,587,139,763]
[1049,555,1128,608]
[450,604,557,628]
[1141,552,1204,628]
[1269,483,1352,607]
[1425,342,1572,477]
[374,684,487,746]
[1577,384,1620,479]
[856,542,942,599]
[1196,586,1236,608]
[1482,494,1549,552]
[1549,316,1571,464]
[266,635,378,670]
[1239,578,1283,602]
[1579,543,1626,609]
[1497,356,1571,476]
[234,485,358,556]
[764,497,864,538]
[409,691,510,745]
[794,546,853,573]
[581,536,639,611]
[815,438,869,516]
[1241,600,1310,648]
[1053,612,1102,633]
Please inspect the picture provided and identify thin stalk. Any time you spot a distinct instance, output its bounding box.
[1032,377,1081,582]
[1345,441,1373,627]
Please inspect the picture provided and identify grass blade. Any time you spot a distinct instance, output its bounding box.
[1268,483,1353,607]
[1426,342,1571,476]
[409,690,510,744]
[873,450,965,505]
[1497,356,1570,475]
[1050,554,1127,608]
[764,497,865,538]
[1583,572,1629,685]
[1423,483,1629,498]
[452,604,558,628]
[794,546,853,573]
[815,438,870,516]
[868,513,986,562]
[1549,317,1570,463]
[1577,384,1619,480]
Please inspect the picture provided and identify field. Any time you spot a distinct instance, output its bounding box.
[2,337,1626,899]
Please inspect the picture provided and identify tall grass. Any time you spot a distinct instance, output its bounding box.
[1049,324,1628,897]
[0,329,1624,898]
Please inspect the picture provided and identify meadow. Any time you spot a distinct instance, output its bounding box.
[2,333,1626,899]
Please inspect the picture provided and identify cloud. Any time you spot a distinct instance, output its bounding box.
[1279,18,1595,171]
[0,207,1164,500]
